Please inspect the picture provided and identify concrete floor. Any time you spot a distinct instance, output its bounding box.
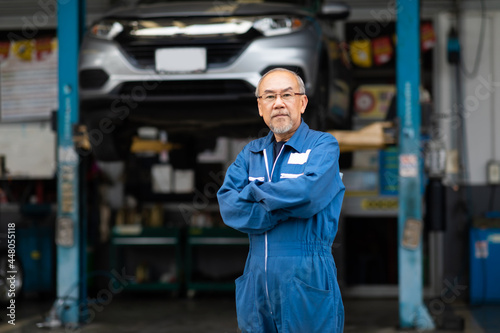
[1,293,499,333]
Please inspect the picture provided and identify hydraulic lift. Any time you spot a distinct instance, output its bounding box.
[38,0,87,329]
[47,0,434,329]
[394,0,434,329]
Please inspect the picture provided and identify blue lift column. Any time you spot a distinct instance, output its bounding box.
[56,0,86,326]
[396,0,435,330]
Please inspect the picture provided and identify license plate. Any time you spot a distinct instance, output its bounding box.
[155,47,206,73]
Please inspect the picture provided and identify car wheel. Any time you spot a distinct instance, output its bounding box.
[91,132,128,162]
[84,115,133,162]
[0,254,23,303]
[305,68,328,132]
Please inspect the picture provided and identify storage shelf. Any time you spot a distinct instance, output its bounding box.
[110,226,182,292]
[112,225,180,238]
[187,226,247,238]
[112,237,177,245]
[125,282,181,291]
[110,225,248,293]
[189,237,249,245]
[186,227,248,293]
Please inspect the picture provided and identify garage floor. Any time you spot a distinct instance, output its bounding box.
[2,294,498,333]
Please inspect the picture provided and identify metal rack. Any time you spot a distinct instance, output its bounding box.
[109,226,182,292]
[185,227,248,296]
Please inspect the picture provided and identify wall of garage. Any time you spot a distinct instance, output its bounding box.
[0,122,55,178]
[433,9,500,299]
[435,11,500,185]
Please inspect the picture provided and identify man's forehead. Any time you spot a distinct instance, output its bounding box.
[260,72,299,91]
[263,86,293,93]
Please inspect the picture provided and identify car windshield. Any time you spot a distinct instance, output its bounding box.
[137,0,313,6]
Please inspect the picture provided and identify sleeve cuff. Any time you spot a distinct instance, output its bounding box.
[269,209,288,223]
[238,184,255,201]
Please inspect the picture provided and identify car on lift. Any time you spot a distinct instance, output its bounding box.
[79,0,352,161]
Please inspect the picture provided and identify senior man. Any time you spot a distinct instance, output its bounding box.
[217,68,345,333]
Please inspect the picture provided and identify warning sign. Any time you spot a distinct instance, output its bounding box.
[399,154,418,177]
[402,218,423,250]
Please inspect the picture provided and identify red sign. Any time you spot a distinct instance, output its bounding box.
[372,36,393,66]
[0,41,10,61]
[35,38,53,61]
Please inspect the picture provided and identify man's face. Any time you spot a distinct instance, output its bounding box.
[257,71,308,139]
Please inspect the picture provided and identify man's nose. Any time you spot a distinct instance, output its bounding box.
[274,94,285,106]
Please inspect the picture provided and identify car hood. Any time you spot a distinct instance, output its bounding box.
[106,1,311,19]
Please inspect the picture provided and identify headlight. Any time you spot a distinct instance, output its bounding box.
[253,16,304,37]
[130,19,253,37]
[89,20,123,40]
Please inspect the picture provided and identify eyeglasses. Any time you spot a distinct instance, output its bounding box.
[257,92,304,103]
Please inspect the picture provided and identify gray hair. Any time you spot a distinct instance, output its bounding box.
[255,68,306,98]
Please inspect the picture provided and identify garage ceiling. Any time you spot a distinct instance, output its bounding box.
[0,0,494,29]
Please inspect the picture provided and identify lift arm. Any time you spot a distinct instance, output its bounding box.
[328,121,396,153]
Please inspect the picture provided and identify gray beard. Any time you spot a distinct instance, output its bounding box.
[270,121,293,134]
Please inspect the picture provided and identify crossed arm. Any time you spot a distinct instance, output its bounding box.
[217,136,342,234]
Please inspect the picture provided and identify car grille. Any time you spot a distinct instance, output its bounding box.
[117,80,255,99]
[118,39,250,69]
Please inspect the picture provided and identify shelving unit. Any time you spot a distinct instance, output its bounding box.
[339,19,434,297]
[185,227,248,296]
[109,225,182,292]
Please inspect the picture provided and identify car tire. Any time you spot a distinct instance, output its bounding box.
[91,132,128,162]
[84,115,133,162]
[305,67,328,132]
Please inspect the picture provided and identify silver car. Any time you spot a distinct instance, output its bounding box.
[79,0,352,160]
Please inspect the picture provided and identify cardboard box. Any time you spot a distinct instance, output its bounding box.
[151,164,173,193]
[174,169,195,194]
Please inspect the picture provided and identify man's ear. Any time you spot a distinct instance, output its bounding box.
[300,95,308,114]
[258,100,264,117]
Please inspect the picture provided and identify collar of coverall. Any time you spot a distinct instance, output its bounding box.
[249,119,309,153]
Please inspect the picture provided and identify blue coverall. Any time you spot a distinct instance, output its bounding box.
[217,121,345,333]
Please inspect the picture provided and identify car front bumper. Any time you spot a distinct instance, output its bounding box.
[79,25,321,106]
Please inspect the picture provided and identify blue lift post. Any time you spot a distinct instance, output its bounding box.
[56,0,86,325]
[396,0,435,330]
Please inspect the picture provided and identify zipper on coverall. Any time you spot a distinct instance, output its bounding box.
[262,145,284,316]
